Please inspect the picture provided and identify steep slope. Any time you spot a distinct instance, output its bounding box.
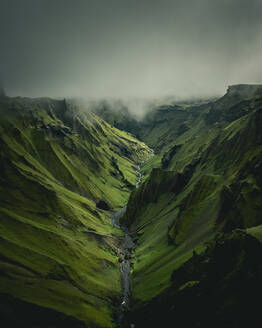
[120,84,262,326]
[0,96,150,327]
[89,99,141,137]
[128,230,262,327]
[139,85,262,177]
[91,98,215,180]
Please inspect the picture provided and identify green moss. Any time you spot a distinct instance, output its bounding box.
[0,96,151,327]
[122,90,262,309]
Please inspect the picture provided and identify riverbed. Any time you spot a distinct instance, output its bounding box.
[112,150,154,327]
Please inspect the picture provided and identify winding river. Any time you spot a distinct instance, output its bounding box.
[112,150,154,327]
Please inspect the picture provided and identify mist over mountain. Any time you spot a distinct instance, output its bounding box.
[1,1,262,328]
[1,0,262,102]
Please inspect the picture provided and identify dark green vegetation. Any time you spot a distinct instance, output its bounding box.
[90,100,141,137]
[1,83,262,328]
[0,95,150,327]
[127,230,262,327]
[119,84,262,327]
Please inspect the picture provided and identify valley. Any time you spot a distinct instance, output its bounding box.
[0,84,262,328]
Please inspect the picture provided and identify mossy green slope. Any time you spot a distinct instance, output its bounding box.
[128,230,262,328]
[121,85,262,309]
[0,96,150,327]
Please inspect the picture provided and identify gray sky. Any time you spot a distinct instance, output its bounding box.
[1,0,262,100]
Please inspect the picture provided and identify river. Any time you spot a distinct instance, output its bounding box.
[112,150,154,327]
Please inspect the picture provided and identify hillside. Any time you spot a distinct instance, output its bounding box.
[1,84,262,328]
[0,95,150,327]
[120,84,262,327]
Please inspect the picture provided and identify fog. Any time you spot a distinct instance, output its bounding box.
[1,0,262,107]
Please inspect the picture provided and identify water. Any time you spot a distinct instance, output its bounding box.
[135,166,143,188]
[135,149,154,189]
[112,218,134,327]
[112,150,154,327]
[120,230,135,309]
[112,206,127,228]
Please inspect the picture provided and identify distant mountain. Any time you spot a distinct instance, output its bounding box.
[89,99,141,136]
[227,83,262,98]
[90,97,214,153]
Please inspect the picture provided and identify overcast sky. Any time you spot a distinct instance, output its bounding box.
[1,0,262,100]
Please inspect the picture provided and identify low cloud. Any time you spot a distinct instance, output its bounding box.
[1,0,262,114]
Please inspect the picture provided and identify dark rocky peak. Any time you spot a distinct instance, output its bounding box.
[226,84,262,99]
[205,84,262,124]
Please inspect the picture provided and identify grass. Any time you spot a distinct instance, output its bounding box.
[0,96,151,327]
[129,189,212,303]
[121,90,262,307]
[1,88,262,325]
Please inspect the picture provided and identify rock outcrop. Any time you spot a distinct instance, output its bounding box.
[227,83,262,99]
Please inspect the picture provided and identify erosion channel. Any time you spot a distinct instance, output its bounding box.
[112,152,153,327]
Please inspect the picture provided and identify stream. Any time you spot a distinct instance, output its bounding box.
[112,150,154,327]
[112,204,134,327]
[135,166,143,188]
[112,200,135,326]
